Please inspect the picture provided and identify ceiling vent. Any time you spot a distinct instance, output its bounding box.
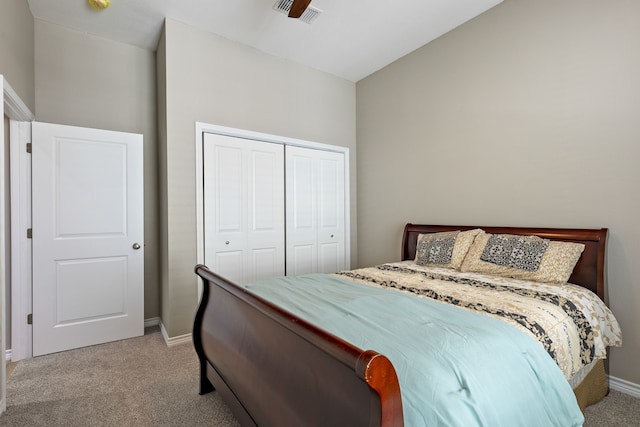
[273,0,322,24]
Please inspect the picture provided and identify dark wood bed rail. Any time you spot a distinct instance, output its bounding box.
[401,224,608,302]
[193,264,403,427]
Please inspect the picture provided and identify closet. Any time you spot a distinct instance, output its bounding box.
[202,131,348,285]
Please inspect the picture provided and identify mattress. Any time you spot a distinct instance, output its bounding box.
[246,272,588,426]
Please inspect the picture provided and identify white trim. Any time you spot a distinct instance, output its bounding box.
[194,122,351,296]
[9,121,32,362]
[1,76,34,416]
[5,350,11,362]
[609,375,640,399]
[3,77,35,386]
[195,123,205,267]
[2,77,34,121]
[196,122,348,154]
[342,149,351,270]
[144,317,160,328]
[159,322,192,346]
[1,76,5,416]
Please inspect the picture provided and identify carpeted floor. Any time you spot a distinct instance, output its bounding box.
[583,389,640,427]
[2,327,639,426]
[3,327,239,427]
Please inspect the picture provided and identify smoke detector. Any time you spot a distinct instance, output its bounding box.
[273,0,322,24]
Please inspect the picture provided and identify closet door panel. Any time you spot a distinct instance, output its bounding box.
[289,244,314,276]
[204,133,284,285]
[204,139,247,282]
[316,152,345,273]
[214,251,244,285]
[250,148,282,231]
[247,141,285,281]
[216,146,244,233]
[286,146,345,275]
[289,153,315,231]
[249,248,281,283]
[318,243,340,274]
[286,147,317,275]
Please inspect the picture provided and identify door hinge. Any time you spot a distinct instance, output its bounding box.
[27,314,33,325]
[26,142,32,153]
[27,228,32,239]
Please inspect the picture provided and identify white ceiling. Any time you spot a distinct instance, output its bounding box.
[26,0,502,82]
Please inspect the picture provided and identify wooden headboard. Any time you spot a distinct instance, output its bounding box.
[401,224,608,302]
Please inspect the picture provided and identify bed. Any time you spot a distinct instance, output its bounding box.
[193,224,622,426]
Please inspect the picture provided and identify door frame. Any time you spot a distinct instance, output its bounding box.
[195,122,351,295]
[5,79,35,362]
[2,76,35,414]
[9,120,31,361]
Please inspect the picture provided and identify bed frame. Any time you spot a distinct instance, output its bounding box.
[193,224,608,427]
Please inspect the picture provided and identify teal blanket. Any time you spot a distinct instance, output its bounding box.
[245,274,584,427]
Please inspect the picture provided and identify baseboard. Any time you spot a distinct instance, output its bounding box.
[159,321,193,347]
[6,319,178,358]
[609,375,640,399]
[144,317,160,328]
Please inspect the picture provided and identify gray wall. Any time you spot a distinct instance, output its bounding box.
[34,20,160,320]
[356,0,640,385]
[160,19,357,337]
[0,0,35,113]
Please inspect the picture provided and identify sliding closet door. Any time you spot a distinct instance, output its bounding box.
[286,146,345,275]
[203,133,284,285]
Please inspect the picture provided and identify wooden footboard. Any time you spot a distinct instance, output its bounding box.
[193,264,404,427]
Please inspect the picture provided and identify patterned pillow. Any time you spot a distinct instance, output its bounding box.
[480,234,549,271]
[415,229,482,270]
[461,231,585,284]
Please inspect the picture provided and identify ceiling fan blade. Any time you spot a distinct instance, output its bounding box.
[288,0,312,18]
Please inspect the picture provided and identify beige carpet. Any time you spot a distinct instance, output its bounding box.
[2,327,639,426]
[3,327,239,427]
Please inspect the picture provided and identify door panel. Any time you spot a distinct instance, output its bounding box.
[318,243,339,274]
[250,248,281,283]
[290,244,314,276]
[248,146,285,262]
[32,122,144,356]
[55,257,127,323]
[56,139,126,236]
[214,251,244,285]
[286,148,317,274]
[204,142,246,280]
[317,153,345,273]
[203,133,284,285]
[318,158,339,228]
[286,146,345,275]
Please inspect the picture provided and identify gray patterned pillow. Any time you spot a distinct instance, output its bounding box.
[480,234,549,271]
[415,229,482,270]
[461,231,585,284]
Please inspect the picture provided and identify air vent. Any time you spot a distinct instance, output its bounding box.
[273,0,322,24]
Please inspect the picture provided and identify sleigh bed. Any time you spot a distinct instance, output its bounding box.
[193,224,621,427]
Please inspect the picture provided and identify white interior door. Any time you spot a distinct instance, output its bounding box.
[203,133,284,285]
[286,146,345,275]
[32,122,144,356]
